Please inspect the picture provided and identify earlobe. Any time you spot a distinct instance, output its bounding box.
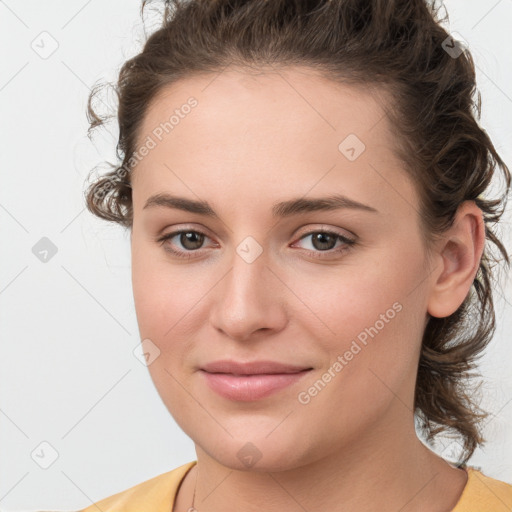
[427,201,485,318]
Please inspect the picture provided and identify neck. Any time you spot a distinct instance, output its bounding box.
[178,403,468,512]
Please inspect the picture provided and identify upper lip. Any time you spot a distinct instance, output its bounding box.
[201,360,312,375]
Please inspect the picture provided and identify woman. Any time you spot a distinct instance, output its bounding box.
[79,0,512,510]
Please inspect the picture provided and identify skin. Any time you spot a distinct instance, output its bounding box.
[129,66,485,512]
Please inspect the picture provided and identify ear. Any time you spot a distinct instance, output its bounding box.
[427,200,486,318]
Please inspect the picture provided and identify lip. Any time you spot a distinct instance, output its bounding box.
[200,360,313,401]
[201,359,311,375]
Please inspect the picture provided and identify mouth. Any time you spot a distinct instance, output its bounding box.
[199,360,313,401]
[201,359,312,375]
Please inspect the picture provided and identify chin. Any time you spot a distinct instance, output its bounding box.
[193,425,319,473]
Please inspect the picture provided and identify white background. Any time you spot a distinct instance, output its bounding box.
[0,1,511,510]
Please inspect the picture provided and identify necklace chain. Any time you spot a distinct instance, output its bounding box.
[174,463,198,512]
[189,464,198,512]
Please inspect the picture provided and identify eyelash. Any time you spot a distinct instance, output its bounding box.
[156,228,356,260]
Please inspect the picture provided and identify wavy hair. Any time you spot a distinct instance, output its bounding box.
[84,0,510,465]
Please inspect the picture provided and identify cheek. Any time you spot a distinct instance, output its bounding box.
[131,247,201,421]
[298,250,427,398]
[130,246,217,410]
[131,236,198,337]
[295,296,423,442]
[298,261,418,348]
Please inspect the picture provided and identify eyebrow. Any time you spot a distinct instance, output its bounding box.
[143,192,378,218]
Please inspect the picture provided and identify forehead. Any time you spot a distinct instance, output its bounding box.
[138,65,396,152]
[131,66,416,217]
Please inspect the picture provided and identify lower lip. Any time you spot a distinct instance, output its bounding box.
[200,370,312,401]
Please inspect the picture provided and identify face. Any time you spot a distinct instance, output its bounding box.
[130,67,432,471]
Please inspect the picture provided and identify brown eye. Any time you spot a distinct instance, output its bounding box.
[157,229,213,259]
[292,230,356,259]
[177,231,205,250]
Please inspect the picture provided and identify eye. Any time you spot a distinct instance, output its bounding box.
[156,227,356,260]
[156,229,215,259]
[291,229,356,259]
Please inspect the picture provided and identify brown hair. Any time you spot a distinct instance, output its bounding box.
[84,0,510,465]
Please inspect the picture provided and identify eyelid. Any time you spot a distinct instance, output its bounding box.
[294,223,355,241]
[156,223,214,242]
[156,223,357,259]
[290,228,356,259]
[155,225,217,255]
[157,223,355,244]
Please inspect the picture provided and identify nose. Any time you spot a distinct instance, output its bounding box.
[209,243,288,342]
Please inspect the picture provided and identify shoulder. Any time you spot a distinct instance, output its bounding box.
[452,466,512,511]
[76,461,197,512]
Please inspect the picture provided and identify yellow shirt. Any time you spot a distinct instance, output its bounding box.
[77,461,512,511]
